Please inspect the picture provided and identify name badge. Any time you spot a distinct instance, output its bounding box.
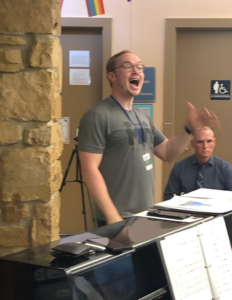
[143,153,153,171]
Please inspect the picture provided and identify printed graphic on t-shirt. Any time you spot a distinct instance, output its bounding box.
[123,121,152,146]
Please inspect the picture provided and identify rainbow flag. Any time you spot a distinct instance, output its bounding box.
[86,0,105,17]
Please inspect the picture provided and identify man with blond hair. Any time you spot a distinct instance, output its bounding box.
[78,50,220,226]
[164,126,232,200]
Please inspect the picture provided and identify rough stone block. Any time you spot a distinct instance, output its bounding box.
[0,0,60,35]
[51,123,63,160]
[52,94,62,122]
[5,204,29,222]
[24,126,51,146]
[57,40,62,92]
[0,35,26,45]
[50,160,62,193]
[0,123,22,145]
[24,122,63,160]
[0,147,63,202]
[0,49,24,72]
[31,191,60,246]
[0,70,59,121]
[0,226,28,247]
[30,37,61,68]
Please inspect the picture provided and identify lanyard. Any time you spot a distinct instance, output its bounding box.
[110,95,146,146]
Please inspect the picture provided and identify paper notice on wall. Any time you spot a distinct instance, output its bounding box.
[58,117,70,144]
[69,69,90,85]
[69,50,90,67]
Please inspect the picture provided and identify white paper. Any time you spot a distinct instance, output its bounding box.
[160,217,232,300]
[58,233,101,245]
[155,190,232,214]
[160,227,212,300]
[186,188,232,202]
[58,117,70,144]
[196,217,232,300]
[69,50,90,67]
[69,69,90,85]
[134,210,203,223]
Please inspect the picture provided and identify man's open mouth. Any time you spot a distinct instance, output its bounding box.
[130,79,139,87]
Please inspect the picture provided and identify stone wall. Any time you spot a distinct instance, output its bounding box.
[0,0,62,256]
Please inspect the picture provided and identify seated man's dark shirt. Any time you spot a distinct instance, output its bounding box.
[164,154,232,200]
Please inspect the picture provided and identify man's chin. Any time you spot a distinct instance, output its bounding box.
[200,154,211,161]
[130,90,141,97]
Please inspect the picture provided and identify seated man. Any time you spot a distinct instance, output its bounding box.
[164,126,232,200]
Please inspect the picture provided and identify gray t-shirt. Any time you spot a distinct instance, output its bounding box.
[78,97,166,220]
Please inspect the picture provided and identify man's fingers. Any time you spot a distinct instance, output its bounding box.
[201,108,221,129]
[186,102,220,130]
[203,107,211,116]
[209,110,221,129]
[187,101,196,111]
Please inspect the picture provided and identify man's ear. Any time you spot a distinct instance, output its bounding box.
[213,138,216,146]
[191,139,195,148]
[107,71,115,83]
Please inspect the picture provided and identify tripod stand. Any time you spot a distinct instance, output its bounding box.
[60,137,95,231]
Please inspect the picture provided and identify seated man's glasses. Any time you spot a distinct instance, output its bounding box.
[111,62,145,73]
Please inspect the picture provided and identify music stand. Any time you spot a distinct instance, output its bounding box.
[59,137,95,231]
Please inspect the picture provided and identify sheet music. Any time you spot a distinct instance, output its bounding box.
[160,227,212,300]
[197,217,232,300]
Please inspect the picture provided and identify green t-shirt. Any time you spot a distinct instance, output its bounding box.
[78,97,166,220]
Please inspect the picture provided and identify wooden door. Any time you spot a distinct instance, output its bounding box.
[59,27,103,234]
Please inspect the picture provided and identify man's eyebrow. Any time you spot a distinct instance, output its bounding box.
[196,139,213,142]
[123,60,142,64]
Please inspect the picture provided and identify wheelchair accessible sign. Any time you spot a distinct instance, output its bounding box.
[211,80,230,100]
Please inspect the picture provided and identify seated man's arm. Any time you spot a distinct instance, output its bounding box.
[79,151,123,224]
[164,164,182,200]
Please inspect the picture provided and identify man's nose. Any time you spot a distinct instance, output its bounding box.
[202,141,207,148]
[132,67,139,74]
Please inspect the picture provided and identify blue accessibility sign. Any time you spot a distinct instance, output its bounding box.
[211,80,230,100]
[134,67,156,102]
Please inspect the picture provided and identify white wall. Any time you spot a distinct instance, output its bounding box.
[62,0,232,202]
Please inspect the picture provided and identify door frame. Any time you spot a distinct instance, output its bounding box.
[61,17,112,99]
[162,18,232,191]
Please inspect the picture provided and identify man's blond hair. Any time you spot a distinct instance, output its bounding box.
[106,50,132,86]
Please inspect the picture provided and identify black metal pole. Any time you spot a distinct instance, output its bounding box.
[59,140,88,231]
[59,148,76,192]
[75,144,87,231]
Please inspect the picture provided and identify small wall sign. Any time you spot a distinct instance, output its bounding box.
[58,117,70,144]
[211,80,230,100]
[133,104,153,119]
